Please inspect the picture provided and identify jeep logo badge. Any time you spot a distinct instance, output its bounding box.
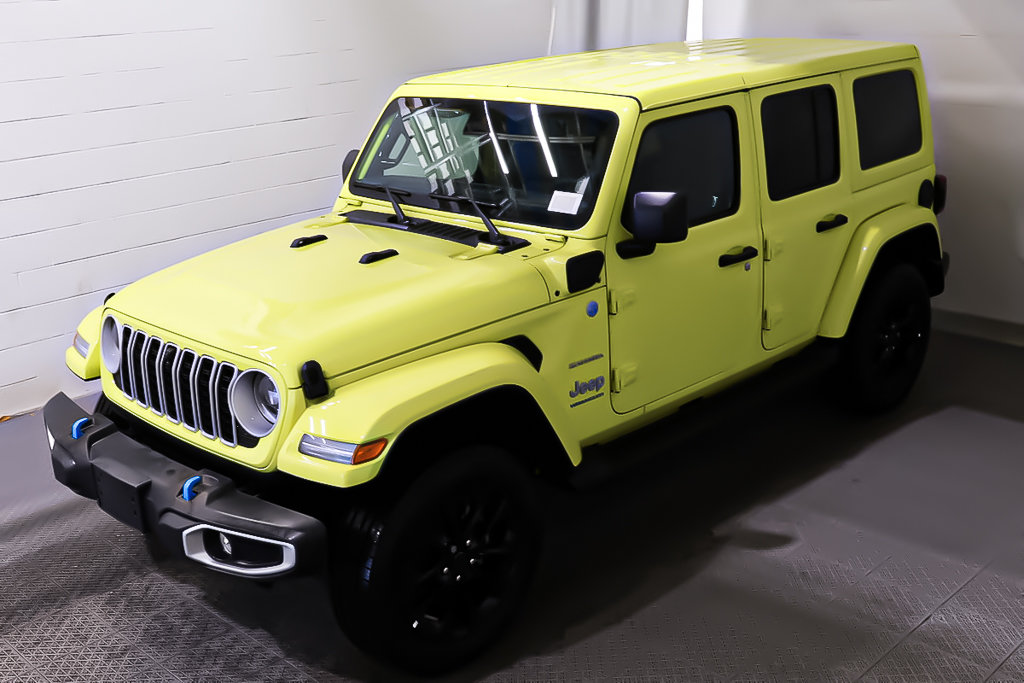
[569,376,605,399]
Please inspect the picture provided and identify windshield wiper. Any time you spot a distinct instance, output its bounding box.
[350,180,425,227]
[428,191,512,247]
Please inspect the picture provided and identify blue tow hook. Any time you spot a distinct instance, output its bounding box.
[181,475,202,502]
[70,417,92,439]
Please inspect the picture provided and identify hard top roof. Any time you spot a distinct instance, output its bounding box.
[407,38,918,109]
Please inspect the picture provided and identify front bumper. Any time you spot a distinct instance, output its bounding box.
[43,392,327,578]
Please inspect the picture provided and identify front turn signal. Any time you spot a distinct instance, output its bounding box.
[352,438,387,465]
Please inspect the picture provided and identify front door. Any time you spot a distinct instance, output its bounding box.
[607,93,764,414]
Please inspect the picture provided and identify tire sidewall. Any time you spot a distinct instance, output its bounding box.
[332,446,542,673]
[844,264,931,412]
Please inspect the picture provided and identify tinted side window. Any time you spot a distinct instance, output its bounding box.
[761,85,839,201]
[854,69,922,169]
[626,107,738,227]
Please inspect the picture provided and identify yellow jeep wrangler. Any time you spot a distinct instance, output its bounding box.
[45,38,947,672]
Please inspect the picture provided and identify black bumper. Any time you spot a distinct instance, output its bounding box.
[44,392,327,578]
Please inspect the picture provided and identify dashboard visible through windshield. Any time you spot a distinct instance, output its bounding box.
[350,97,619,231]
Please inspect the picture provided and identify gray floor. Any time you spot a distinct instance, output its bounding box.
[4,330,1024,682]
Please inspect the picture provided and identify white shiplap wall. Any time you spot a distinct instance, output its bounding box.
[705,0,1024,331]
[0,0,556,417]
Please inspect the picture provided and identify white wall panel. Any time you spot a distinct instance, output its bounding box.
[705,0,1024,329]
[0,0,556,416]
[0,114,347,202]
[550,0,688,54]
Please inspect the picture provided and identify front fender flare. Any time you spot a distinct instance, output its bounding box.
[819,205,939,338]
[65,305,103,380]
[277,343,578,488]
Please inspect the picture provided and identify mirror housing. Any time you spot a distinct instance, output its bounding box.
[617,192,688,259]
[629,191,688,242]
[341,149,359,183]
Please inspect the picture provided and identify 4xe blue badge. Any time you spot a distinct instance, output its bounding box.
[586,301,599,317]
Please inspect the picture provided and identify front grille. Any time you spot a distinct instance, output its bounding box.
[112,324,258,448]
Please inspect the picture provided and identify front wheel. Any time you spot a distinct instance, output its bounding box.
[839,263,931,413]
[330,446,542,674]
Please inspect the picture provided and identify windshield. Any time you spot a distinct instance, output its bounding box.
[350,97,619,231]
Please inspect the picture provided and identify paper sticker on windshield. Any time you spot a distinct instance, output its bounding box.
[548,191,583,215]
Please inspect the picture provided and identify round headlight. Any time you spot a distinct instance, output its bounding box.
[253,373,280,422]
[101,315,121,374]
[230,370,280,438]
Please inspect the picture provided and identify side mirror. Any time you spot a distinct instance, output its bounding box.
[341,149,359,183]
[617,192,688,259]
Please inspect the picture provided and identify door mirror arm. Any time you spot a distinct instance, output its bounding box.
[616,239,657,259]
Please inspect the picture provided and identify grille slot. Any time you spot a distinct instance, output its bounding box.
[177,350,198,430]
[143,336,163,415]
[111,324,261,448]
[159,344,179,423]
[195,356,217,439]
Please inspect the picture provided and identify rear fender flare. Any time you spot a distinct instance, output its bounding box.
[819,205,941,338]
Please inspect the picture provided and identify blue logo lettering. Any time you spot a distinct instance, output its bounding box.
[569,375,606,398]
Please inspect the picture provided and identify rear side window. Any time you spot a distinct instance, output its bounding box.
[853,70,922,169]
[626,107,738,227]
[760,85,839,201]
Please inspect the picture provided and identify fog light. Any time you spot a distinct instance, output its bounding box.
[219,532,233,556]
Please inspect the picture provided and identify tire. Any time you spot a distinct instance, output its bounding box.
[329,446,542,674]
[840,263,931,413]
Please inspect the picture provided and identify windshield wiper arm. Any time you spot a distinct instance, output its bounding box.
[428,191,511,247]
[350,180,423,226]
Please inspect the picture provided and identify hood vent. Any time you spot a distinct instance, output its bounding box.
[359,249,399,264]
[290,234,327,249]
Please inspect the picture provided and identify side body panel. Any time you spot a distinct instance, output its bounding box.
[819,55,939,336]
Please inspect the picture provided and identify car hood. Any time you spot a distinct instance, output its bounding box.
[108,217,553,386]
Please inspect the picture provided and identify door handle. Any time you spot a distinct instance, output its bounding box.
[816,213,848,233]
[718,245,759,267]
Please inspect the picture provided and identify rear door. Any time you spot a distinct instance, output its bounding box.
[752,75,861,349]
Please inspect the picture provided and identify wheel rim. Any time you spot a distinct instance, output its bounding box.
[872,297,927,375]
[397,478,530,641]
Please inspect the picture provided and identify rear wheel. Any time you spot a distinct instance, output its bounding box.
[330,446,541,674]
[840,263,931,413]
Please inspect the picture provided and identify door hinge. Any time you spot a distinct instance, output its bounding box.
[763,238,779,261]
[763,306,781,331]
[610,363,638,392]
[608,288,636,315]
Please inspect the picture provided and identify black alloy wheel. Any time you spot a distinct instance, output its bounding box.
[330,446,541,674]
[841,263,931,413]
